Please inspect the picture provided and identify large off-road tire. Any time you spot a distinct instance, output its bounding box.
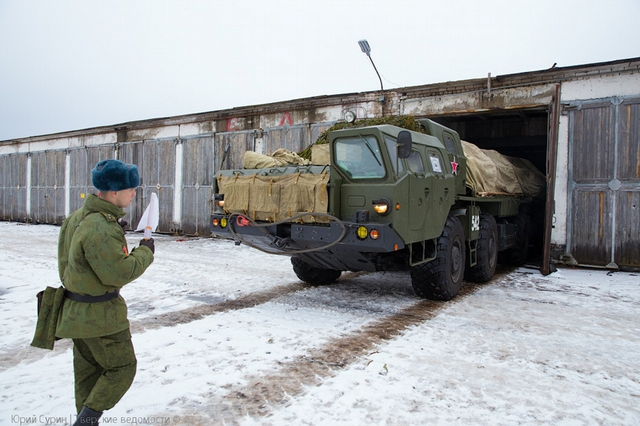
[291,257,341,286]
[499,212,530,266]
[465,213,498,283]
[410,215,465,301]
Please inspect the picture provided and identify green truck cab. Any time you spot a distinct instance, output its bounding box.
[210,118,533,300]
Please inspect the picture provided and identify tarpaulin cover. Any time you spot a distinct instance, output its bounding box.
[310,144,330,166]
[243,148,309,169]
[462,141,545,197]
[217,171,330,223]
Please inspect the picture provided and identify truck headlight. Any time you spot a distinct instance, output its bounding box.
[372,198,391,215]
[214,194,225,208]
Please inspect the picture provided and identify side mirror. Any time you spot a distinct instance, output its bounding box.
[397,131,412,159]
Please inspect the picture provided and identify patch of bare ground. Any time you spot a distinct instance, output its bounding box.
[0,340,73,372]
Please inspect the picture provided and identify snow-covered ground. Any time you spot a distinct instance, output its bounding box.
[1,221,639,425]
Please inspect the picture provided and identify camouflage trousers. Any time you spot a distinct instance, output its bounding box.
[72,328,137,413]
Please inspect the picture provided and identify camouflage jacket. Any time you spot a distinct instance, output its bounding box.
[56,194,154,338]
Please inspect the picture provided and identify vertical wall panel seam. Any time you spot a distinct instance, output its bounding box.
[26,154,32,221]
[64,151,70,218]
[173,139,184,230]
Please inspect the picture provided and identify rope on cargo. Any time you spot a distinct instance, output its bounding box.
[226,212,347,256]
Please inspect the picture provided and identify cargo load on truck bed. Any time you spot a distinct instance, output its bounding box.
[462,141,545,197]
[216,166,330,223]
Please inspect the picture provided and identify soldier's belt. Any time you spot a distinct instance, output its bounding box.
[64,289,120,303]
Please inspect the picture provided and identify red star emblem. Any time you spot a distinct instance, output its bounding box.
[451,157,459,175]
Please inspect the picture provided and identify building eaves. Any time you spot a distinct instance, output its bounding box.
[2,57,639,145]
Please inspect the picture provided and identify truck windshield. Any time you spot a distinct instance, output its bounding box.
[334,136,386,179]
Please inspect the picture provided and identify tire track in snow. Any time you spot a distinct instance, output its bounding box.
[200,283,482,424]
[130,281,313,332]
[129,271,368,333]
[2,275,364,371]
[0,280,314,371]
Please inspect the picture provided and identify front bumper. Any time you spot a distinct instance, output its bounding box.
[210,213,406,271]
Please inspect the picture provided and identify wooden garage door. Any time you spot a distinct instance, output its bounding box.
[569,98,640,268]
[30,150,66,225]
[181,135,215,236]
[0,154,28,221]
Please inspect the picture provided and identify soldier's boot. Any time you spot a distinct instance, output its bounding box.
[74,406,102,425]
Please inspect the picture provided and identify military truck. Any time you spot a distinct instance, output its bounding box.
[210,118,543,300]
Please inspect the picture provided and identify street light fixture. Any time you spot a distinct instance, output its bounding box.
[358,39,384,99]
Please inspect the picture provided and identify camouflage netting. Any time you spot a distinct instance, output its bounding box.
[298,115,426,160]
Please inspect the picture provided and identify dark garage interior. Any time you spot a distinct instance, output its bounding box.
[431,108,551,264]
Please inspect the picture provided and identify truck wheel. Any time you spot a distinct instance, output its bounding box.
[291,257,341,286]
[465,213,498,283]
[499,213,530,265]
[410,215,465,301]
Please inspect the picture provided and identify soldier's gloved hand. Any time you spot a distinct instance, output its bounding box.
[118,219,128,233]
[139,238,155,254]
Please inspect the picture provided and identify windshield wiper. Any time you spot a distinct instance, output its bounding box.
[359,135,382,166]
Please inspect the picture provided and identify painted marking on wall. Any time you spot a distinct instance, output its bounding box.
[226,118,240,132]
[279,112,293,127]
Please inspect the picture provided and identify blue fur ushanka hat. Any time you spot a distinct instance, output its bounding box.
[91,159,140,191]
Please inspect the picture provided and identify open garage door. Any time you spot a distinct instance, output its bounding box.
[429,98,558,274]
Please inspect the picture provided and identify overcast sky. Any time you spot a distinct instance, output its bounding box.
[0,0,638,141]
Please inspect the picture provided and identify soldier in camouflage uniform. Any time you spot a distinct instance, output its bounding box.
[56,159,155,426]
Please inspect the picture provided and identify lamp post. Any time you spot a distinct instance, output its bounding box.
[358,39,384,103]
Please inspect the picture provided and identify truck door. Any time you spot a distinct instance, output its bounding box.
[407,151,429,232]
[409,150,447,239]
